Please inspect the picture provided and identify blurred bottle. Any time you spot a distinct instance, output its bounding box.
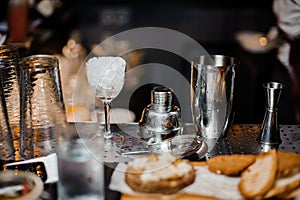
[7,0,28,43]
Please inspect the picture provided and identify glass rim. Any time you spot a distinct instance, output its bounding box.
[0,45,19,57]
[263,82,284,89]
[21,54,58,61]
[192,54,239,67]
[0,44,19,50]
[20,54,59,70]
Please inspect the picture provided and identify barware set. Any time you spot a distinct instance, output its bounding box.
[0,43,286,199]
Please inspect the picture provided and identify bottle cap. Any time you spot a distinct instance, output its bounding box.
[151,86,173,111]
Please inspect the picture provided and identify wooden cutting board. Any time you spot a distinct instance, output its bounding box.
[121,193,216,200]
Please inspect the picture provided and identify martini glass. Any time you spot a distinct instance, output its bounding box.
[86,56,126,140]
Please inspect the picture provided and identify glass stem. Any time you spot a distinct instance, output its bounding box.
[104,101,112,138]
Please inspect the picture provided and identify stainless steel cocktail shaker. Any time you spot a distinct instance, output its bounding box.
[138,86,182,145]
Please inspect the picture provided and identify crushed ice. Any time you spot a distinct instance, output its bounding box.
[86,56,126,97]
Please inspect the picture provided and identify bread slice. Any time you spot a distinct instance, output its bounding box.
[277,186,300,199]
[277,151,300,178]
[125,165,196,194]
[238,149,278,199]
[125,153,196,195]
[207,154,256,176]
[264,172,300,199]
[264,151,300,199]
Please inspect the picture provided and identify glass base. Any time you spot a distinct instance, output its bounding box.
[144,135,207,160]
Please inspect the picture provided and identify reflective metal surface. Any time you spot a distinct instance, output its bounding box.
[71,123,300,162]
[138,86,183,144]
[258,82,284,145]
[191,55,239,139]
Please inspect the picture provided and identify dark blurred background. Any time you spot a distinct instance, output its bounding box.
[0,0,295,124]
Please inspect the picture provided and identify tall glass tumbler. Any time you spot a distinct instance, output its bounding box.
[191,55,239,139]
[56,123,105,200]
[0,45,20,127]
[0,45,20,162]
[20,55,65,160]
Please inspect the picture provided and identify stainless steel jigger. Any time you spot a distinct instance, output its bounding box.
[257,82,284,145]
